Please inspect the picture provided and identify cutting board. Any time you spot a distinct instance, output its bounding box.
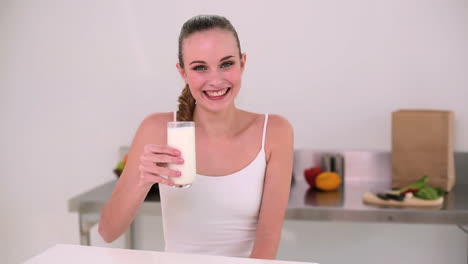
[362,192,444,208]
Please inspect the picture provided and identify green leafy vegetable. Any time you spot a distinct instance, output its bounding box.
[434,187,446,197]
[396,176,428,194]
[415,187,440,200]
[395,176,447,200]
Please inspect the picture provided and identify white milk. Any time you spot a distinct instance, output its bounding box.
[167,124,196,188]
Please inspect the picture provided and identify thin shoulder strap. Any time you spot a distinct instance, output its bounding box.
[261,114,269,150]
[173,111,176,122]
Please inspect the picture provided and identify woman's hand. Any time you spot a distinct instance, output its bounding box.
[138,144,184,186]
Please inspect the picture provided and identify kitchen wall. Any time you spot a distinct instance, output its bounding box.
[1,0,467,263]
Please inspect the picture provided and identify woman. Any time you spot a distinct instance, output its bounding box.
[98,15,293,260]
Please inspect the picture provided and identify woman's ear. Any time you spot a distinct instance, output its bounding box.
[240,53,247,72]
[176,63,188,83]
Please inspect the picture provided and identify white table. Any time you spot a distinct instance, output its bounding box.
[25,244,318,264]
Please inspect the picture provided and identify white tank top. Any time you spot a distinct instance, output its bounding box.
[159,114,269,257]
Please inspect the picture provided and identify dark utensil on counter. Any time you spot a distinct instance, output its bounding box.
[322,153,345,179]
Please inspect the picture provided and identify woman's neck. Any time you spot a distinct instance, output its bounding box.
[193,105,241,138]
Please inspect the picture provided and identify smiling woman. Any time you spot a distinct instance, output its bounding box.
[176,17,245,121]
[176,28,244,115]
[98,15,294,260]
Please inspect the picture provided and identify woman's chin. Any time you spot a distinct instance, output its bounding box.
[196,99,235,114]
[198,103,233,114]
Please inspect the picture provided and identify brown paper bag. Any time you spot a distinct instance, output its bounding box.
[391,110,455,191]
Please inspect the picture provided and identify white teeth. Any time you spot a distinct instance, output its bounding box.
[205,88,228,97]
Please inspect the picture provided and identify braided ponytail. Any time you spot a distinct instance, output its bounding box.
[176,84,196,121]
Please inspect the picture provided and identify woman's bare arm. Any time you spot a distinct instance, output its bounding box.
[250,115,293,259]
[98,113,171,243]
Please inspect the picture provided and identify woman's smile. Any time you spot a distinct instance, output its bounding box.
[202,87,231,100]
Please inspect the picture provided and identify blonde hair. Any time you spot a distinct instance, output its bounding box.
[176,15,242,121]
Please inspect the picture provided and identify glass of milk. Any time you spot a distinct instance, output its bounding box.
[167,121,196,188]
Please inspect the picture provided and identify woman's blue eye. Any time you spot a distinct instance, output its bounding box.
[221,61,234,68]
[192,65,207,71]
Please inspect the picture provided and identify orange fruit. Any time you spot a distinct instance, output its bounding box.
[315,172,342,191]
[123,153,128,164]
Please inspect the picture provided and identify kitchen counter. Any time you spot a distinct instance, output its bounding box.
[70,179,468,224]
[68,150,468,248]
[68,179,468,249]
[288,180,468,224]
[25,244,318,264]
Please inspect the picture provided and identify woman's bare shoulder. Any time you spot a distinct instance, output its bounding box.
[239,110,264,124]
[124,112,174,166]
[265,114,293,149]
[238,110,292,134]
[140,112,174,128]
[134,112,174,140]
[267,114,293,132]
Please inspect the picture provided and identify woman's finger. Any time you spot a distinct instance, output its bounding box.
[141,172,174,186]
[144,144,180,156]
[139,164,181,178]
[140,154,184,165]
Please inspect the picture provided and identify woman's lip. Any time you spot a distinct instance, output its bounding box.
[202,87,231,100]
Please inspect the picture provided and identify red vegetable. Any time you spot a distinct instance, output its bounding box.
[304,167,323,188]
[401,188,419,195]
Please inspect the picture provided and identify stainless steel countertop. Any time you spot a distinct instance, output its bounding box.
[287,180,468,224]
[68,179,468,225]
[69,150,468,225]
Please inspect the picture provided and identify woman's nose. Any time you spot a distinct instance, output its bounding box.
[207,69,225,87]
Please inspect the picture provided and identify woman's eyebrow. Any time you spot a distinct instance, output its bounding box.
[189,60,205,65]
[220,55,234,61]
[189,55,234,65]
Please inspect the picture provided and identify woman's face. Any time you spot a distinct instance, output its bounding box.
[177,28,246,113]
